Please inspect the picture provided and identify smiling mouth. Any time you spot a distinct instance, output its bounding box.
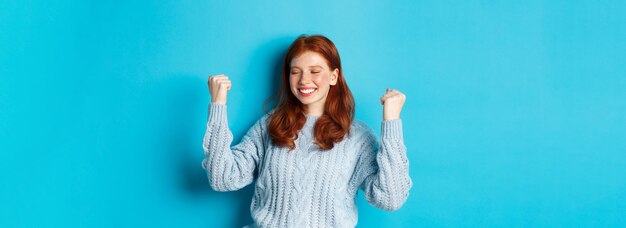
[299,88,318,96]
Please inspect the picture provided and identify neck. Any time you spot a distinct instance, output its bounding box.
[304,102,324,116]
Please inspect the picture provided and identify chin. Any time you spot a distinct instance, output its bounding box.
[297,99,313,105]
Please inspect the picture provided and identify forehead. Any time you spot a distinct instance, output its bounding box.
[290,51,328,68]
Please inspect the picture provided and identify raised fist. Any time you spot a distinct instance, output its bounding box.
[208,74,231,105]
[380,88,406,120]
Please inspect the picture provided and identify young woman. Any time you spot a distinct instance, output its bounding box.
[202,34,412,227]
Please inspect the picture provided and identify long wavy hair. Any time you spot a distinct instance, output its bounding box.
[264,34,355,151]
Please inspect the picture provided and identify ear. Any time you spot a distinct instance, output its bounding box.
[330,68,339,86]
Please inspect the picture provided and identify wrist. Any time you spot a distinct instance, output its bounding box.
[211,98,226,105]
[383,114,400,120]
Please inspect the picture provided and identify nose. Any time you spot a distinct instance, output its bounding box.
[298,72,312,84]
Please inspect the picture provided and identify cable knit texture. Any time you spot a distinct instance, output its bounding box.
[202,103,412,227]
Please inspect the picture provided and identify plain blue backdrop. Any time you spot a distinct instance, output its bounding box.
[1,0,625,227]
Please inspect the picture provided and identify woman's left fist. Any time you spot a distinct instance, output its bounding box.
[380,88,406,120]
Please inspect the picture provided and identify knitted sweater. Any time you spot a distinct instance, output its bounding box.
[201,103,412,227]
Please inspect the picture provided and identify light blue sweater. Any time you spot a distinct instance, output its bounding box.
[202,103,412,227]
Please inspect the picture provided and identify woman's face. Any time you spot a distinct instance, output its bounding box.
[289,51,338,114]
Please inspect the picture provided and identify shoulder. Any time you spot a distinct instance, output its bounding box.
[345,119,379,158]
[348,118,377,143]
[254,113,272,129]
[248,112,274,136]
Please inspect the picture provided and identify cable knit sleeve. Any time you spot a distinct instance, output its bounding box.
[201,102,265,192]
[352,119,412,211]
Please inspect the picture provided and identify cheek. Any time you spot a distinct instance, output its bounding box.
[289,76,297,87]
[289,77,299,93]
[313,74,330,85]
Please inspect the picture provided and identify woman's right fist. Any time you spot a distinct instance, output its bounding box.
[208,74,231,105]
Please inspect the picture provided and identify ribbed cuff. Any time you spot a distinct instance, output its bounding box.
[381,119,403,141]
[208,102,227,124]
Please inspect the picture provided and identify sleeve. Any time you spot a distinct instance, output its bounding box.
[352,119,412,211]
[201,102,265,192]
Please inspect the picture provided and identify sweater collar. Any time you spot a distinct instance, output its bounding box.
[304,115,320,127]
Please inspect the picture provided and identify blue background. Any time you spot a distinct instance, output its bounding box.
[1,0,625,227]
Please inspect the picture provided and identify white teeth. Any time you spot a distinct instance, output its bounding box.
[299,88,316,94]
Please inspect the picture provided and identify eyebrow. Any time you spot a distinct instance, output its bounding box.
[291,65,324,69]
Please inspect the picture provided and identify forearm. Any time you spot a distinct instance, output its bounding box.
[363,119,412,211]
[201,103,253,191]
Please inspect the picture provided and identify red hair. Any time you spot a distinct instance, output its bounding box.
[264,34,355,151]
